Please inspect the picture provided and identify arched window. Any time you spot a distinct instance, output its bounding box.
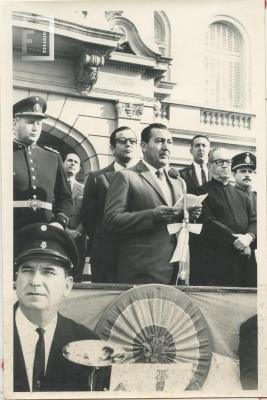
[154,11,170,57]
[204,22,244,109]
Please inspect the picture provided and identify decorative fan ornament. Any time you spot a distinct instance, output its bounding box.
[95,284,212,390]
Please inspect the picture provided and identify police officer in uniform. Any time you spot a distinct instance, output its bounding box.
[232,152,256,215]
[14,223,111,391]
[232,152,257,286]
[13,96,72,232]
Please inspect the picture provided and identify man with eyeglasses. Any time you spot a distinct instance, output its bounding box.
[104,123,201,285]
[190,148,256,287]
[81,126,138,282]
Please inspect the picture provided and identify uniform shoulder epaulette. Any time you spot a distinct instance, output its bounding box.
[43,145,60,154]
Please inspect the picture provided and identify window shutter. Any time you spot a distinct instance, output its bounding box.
[205,23,243,109]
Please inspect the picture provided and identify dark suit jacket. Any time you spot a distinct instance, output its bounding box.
[67,180,87,279]
[13,141,72,231]
[81,163,119,282]
[69,180,84,230]
[103,160,185,284]
[191,179,257,286]
[239,314,258,389]
[179,163,208,194]
[14,309,110,392]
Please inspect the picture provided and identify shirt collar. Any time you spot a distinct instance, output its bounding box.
[114,159,137,171]
[142,160,168,175]
[16,306,58,333]
[193,161,208,171]
[113,161,125,171]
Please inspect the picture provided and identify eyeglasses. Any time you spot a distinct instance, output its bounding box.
[211,159,232,167]
[115,138,137,145]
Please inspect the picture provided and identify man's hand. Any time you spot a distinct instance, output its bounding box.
[153,205,182,223]
[188,206,202,220]
[233,233,253,251]
[49,222,64,230]
[240,246,252,257]
[66,228,81,240]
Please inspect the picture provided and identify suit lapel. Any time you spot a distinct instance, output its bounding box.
[72,182,81,199]
[189,164,200,187]
[13,304,30,391]
[166,172,183,205]
[104,163,116,184]
[137,161,168,205]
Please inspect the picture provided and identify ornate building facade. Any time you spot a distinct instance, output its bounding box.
[12,1,264,180]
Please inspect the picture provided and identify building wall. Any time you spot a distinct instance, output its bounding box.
[13,0,264,179]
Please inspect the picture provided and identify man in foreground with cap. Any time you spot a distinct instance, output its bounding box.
[232,152,257,286]
[13,96,72,233]
[14,223,110,392]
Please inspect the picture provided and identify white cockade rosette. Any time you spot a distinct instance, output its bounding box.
[167,193,208,284]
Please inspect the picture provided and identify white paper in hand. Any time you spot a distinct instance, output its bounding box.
[173,193,208,209]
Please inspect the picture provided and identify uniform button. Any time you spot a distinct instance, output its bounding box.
[28,151,32,155]
[33,186,37,190]
[30,159,33,163]
[32,176,36,180]
[33,194,37,199]
[31,167,35,171]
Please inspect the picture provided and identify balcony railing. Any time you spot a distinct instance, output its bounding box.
[200,109,252,130]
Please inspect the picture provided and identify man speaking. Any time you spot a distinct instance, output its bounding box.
[104,123,201,284]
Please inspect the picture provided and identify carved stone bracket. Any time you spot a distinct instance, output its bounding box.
[116,102,144,120]
[105,11,123,21]
[154,100,170,120]
[76,49,105,94]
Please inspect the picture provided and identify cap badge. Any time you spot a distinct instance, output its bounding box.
[245,154,251,164]
[40,241,47,249]
[33,103,41,112]
[41,225,47,231]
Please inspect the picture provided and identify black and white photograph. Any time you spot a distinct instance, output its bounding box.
[1,0,267,398]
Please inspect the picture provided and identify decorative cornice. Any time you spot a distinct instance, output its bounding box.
[13,12,123,44]
[115,102,144,120]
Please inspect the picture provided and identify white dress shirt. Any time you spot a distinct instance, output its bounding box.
[193,162,208,186]
[15,307,57,391]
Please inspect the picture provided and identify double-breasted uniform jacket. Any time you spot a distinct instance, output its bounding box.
[103,160,185,285]
[81,163,119,283]
[14,308,111,392]
[192,178,257,286]
[13,140,73,231]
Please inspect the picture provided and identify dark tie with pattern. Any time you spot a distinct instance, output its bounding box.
[200,165,207,184]
[32,328,45,391]
[156,169,164,180]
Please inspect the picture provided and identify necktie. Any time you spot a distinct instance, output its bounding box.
[156,169,164,181]
[155,169,173,205]
[32,328,45,391]
[200,165,207,185]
